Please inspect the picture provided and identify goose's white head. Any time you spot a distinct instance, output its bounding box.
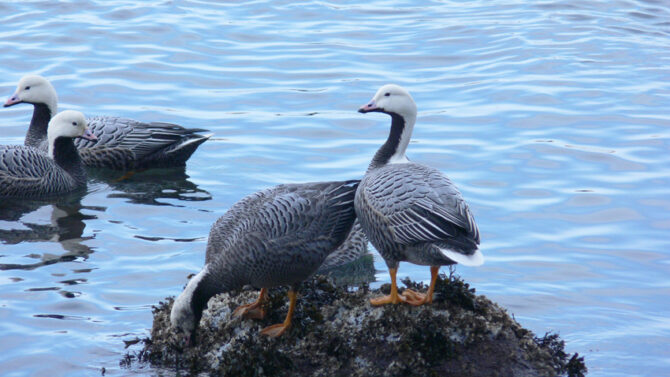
[359,84,418,166]
[47,110,96,157]
[4,75,58,115]
[358,84,417,122]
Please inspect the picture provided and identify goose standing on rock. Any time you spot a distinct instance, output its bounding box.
[170,180,360,341]
[4,75,211,170]
[355,84,482,306]
[0,110,97,198]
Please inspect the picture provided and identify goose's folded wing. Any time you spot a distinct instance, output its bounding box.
[76,117,208,160]
[387,195,479,246]
[363,167,479,246]
[0,146,55,179]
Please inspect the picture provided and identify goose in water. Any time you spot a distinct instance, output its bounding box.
[0,110,97,198]
[4,75,211,170]
[170,180,359,341]
[355,84,482,306]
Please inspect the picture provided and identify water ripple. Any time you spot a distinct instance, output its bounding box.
[0,0,669,376]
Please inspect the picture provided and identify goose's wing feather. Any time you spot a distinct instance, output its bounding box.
[364,164,479,246]
[72,116,210,169]
[0,145,72,196]
[204,180,359,289]
[0,145,51,177]
[206,180,360,265]
[75,117,206,159]
[317,220,368,271]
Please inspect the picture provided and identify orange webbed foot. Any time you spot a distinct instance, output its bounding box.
[233,288,267,319]
[401,288,431,306]
[370,291,407,306]
[260,323,290,337]
[400,266,440,306]
[233,303,266,319]
[260,289,296,337]
[370,267,408,306]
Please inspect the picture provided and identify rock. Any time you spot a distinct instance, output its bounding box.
[125,274,587,377]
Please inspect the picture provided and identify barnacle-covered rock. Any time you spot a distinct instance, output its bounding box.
[125,274,586,377]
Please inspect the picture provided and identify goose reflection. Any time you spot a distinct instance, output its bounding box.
[0,193,99,271]
[87,167,212,206]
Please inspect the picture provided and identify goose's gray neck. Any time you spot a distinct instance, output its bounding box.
[367,112,410,172]
[52,137,86,185]
[25,103,51,148]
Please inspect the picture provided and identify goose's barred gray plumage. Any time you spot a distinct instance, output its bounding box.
[357,162,480,267]
[355,84,482,306]
[5,75,210,170]
[204,180,359,288]
[0,145,82,197]
[317,221,367,272]
[170,179,360,338]
[0,110,94,198]
[73,116,210,170]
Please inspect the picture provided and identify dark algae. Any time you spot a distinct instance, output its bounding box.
[124,274,587,377]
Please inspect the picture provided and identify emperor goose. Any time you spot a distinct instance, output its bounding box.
[355,84,482,306]
[0,110,97,198]
[4,75,210,170]
[170,180,359,341]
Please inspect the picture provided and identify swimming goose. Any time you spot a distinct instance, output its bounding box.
[4,75,211,170]
[170,180,359,341]
[0,110,97,198]
[355,84,482,306]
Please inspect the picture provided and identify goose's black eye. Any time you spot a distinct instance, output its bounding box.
[72,122,77,126]
[25,86,31,90]
[384,92,390,97]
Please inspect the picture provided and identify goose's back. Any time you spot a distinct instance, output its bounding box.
[73,116,209,169]
[206,180,360,289]
[0,145,77,197]
[356,162,479,264]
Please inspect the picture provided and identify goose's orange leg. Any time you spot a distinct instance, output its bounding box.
[114,170,138,182]
[370,268,407,305]
[260,289,296,337]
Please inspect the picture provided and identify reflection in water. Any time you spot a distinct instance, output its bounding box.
[0,192,99,271]
[87,167,212,206]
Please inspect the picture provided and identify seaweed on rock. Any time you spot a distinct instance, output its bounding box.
[124,274,587,377]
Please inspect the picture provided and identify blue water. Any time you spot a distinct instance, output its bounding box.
[1,1,669,376]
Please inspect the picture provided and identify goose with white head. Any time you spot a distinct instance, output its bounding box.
[4,75,58,148]
[170,179,360,344]
[356,84,483,306]
[0,110,97,198]
[4,75,211,170]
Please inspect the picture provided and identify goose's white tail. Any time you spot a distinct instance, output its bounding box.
[439,247,484,267]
